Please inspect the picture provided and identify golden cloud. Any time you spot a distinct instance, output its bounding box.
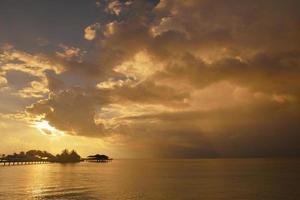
[84,23,100,41]
[2,0,300,157]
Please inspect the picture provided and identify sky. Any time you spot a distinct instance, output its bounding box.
[0,0,299,158]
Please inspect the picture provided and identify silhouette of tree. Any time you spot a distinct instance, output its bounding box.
[55,149,81,163]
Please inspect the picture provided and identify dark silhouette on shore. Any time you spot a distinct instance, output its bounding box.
[87,154,112,162]
[52,149,81,163]
[0,150,55,163]
[0,149,81,163]
[0,149,111,166]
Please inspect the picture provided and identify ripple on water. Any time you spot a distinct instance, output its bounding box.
[31,186,97,200]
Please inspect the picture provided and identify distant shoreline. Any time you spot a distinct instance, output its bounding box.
[0,149,112,166]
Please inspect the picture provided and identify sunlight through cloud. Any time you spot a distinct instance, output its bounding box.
[34,121,64,137]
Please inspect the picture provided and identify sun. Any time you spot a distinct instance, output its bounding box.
[34,120,63,136]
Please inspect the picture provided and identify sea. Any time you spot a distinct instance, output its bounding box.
[0,159,300,200]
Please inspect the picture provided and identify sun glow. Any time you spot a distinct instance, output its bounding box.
[34,121,64,136]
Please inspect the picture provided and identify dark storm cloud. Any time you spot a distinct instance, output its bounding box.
[119,101,300,157]
[26,88,110,137]
[108,80,189,105]
[156,51,300,96]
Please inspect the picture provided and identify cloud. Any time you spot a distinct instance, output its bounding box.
[0,46,64,98]
[117,101,300,157]
[106,0,122,16]
[94,0,300,157]
[26,88,110,137]
[0,76,8,92]
[55,44,86,62]
[3,0,300,157]
[106,80,189,106]
[150,17,186,37]
[0,47,63,75]
[155,51,300,96]
[84,23,100,40]
[0,76,7,86]
[17,81,49,98]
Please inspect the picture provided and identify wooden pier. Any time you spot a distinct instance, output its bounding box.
[0,160,49,166]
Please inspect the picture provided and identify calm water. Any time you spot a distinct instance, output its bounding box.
[0,159,300,200]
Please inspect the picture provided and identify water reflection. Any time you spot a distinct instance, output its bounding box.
[1,159,300,200]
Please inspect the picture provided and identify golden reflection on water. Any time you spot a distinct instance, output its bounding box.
[1,159,300,200]
[23,164,50,197]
